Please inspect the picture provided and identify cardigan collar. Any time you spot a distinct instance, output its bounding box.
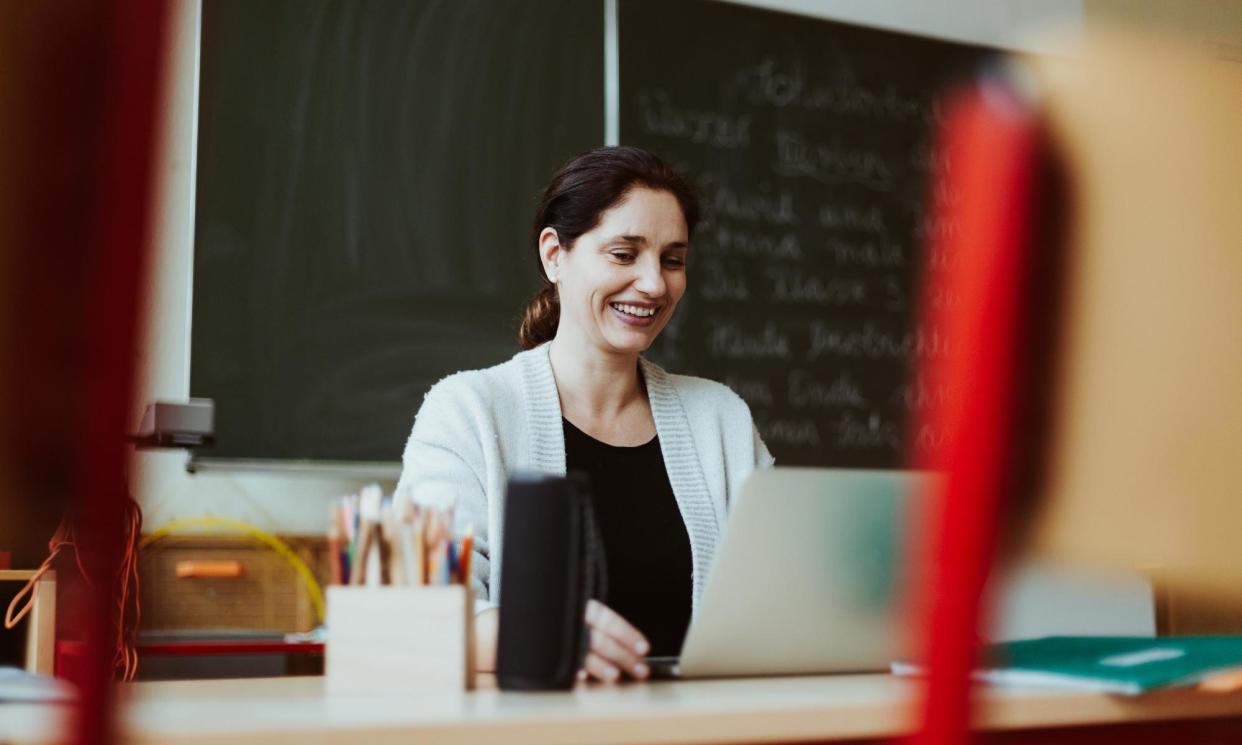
[516,343,720,614]
[517,343,683,463]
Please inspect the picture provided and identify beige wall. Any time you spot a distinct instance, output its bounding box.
[1085,0,1242,56]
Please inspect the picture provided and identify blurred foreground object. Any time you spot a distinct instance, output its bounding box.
[911,29,1242,745]
[0,1,168,744]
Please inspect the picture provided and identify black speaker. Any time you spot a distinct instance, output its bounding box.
[496,473,605,690]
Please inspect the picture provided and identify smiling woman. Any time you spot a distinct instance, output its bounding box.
[396,146,773,684]
[519,147,699,355]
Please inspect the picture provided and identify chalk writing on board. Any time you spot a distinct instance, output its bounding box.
[761,417,822,447]
[639,90,753,149]
[788,370,867,409]
[699,259,751,302]
[709,320,793,360]
[622,0,988,467]
[806,322,953,362]
[704,223,803,259]
[699,175,798,226]
[823,238,904,270]
[834,411,903,449]
[818,203,889,234]
[773,129,894,191]
[737,58,936,124]
[916,223,961,250]
[765,268,869,306]
[892,373,952,412]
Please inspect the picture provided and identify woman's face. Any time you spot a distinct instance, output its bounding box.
[542,187,689,357]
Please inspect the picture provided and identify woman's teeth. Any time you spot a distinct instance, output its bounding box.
[611,303,657,318]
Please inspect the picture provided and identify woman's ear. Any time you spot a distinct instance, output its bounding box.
[538,227,562,283]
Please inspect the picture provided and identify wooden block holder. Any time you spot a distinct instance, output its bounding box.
[325,585,475,695]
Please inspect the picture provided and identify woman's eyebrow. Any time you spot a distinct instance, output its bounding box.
[605,234,689,250]
[607,234,647,245]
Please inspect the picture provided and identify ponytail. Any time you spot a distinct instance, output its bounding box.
[518,283,559,350]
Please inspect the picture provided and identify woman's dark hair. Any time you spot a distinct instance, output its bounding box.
[518,146,701,350]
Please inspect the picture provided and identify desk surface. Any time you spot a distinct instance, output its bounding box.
[7,673,1242,745]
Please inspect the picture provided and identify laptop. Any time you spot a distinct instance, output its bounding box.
[649,467,926,679]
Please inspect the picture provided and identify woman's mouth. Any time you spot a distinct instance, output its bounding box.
[610,302,661,327]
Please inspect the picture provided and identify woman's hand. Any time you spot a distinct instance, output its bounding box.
[581,599,650,683]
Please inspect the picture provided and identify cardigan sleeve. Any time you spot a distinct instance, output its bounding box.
[395,378,497,614]
[754,423,775,468]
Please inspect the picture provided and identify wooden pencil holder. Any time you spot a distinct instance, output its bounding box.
[326,585,475,695]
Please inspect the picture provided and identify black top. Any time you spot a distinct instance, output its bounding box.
[562,418,693,656]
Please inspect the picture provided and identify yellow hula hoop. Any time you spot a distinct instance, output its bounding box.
[140,516,325,623]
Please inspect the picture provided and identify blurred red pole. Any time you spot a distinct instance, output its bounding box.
[1,1,169,743]
[71,1,169,742]
[906,79,1041,745]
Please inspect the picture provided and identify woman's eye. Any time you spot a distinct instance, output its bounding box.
[663,255,687,268]
[609,251,635,262]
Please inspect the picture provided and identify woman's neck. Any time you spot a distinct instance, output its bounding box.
[547,335,644,421]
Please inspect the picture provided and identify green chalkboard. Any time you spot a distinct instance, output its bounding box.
[191,0,603,462]
[192,0,994,469]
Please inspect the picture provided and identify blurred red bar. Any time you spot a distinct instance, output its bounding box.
[906,76,1043,745]
[0,2,169,744]
[73,1,170,741]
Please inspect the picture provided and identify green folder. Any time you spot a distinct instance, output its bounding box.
[892,636,1242,695]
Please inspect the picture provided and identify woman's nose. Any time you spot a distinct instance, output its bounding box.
[634,256,666,297]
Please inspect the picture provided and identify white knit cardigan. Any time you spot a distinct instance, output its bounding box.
[395,344,774,616]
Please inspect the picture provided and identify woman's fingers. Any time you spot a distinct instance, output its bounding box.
[583,600,651,681]
[585,599,650,656]
[583,651,622,683]
[588,626,648,679]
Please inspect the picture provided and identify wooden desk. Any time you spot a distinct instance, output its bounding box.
[7,674,1242,745]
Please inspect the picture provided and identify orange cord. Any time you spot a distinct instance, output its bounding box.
[114,500,142,681]
[4,498,143,681]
